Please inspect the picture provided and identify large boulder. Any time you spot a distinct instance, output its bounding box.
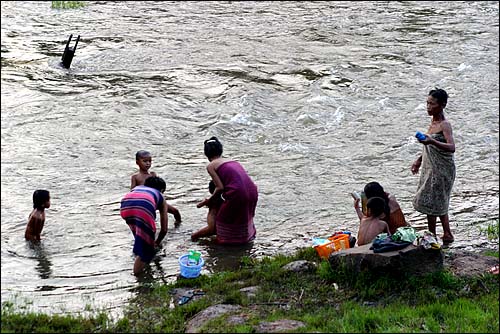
[328,243,444,276]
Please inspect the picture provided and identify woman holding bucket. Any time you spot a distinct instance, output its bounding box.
[192,136,258,244]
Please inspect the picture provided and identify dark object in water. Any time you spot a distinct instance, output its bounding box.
[61,34,80,69]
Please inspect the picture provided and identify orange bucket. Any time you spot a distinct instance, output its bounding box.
[314,234,350,259]
[328,233,350,251]
[314,241,336,259]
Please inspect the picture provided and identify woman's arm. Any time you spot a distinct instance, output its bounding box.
[411,155,422,175]
[421,121,455,152]
[354,198,363,220]
[155,198,168,247]
[197,162,225,208]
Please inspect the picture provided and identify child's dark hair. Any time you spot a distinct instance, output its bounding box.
[136,150,151,160]
[144,176,166,193]
[33,190,50,209]
[367,197,386,218]
[208,180,216,194]
[204,137,223,159]
[364,182,390,218]
[429,88,448,107]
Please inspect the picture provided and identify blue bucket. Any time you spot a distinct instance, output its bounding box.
[178,254,204,278]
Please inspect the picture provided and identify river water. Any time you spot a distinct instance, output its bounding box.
[1,1,498,316]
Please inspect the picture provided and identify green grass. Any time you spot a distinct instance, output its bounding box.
[2,246,499,333]
[51,1,86,9]
[480,219,499,242]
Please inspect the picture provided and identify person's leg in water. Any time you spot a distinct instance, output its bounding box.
[133,256,146,276]
[439,214,454,243]
[191,206,217,241]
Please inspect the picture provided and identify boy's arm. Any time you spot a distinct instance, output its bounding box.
[384,222,391,236]
[167,204,181,224]
[130,174,137,189]
[155,198,169,247]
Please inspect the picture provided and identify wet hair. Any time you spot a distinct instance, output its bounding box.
[136,150,151,160]
[367,197,386,218]
[429,88,448,108]
[208,180,216,194]
[204,136,223,159]
[33,190,50,209]
[144,176,166,193]
[364,182,390,218]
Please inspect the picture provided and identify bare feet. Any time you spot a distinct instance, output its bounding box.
[441,234,454,244]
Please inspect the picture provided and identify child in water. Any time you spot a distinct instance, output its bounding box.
[131,150,160,188]
[191,180,223,241]
[355,196,390,246]
[131,150,182,226]
[25,190,51,241]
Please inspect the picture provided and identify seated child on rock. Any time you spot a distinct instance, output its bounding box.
[355,196,390,246]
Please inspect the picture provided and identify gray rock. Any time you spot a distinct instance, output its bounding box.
[328,243,444,276]
[185,304,241,333]
[256,319,306,333]
[444,249,499,277]
[239,286,259,298]
[282,260,317,273]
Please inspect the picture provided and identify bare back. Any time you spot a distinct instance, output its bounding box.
[357,216,390,246]
[25,209,45,241]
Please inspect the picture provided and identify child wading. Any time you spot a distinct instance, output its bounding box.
[25,190,51,242]
[131,150,182,226]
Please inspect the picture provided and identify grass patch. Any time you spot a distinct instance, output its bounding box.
[480,219,499,242]
[51,1,86,9]
[2,247,499,333]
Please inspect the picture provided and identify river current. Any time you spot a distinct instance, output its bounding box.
[1,1,498,316]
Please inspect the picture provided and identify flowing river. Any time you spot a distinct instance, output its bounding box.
[1,1,498,317]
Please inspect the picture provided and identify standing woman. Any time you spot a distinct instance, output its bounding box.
[193,137,258,244]
[412,88,456,243]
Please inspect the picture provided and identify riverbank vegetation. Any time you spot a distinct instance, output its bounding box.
[2,247,498,333]
[51,1,86,9]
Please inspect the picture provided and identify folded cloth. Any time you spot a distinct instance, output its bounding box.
[392,226,417,243]
[416,230,441,250]
[370,236,411,253]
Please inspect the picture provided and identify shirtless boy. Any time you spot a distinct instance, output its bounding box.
[131,150,181,226]
[355,196,390,246]
[25,190,51,241]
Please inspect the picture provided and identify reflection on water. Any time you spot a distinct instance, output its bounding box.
[200,239,255,272]
[27,241,52,280]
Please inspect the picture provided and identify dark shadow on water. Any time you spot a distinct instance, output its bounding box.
[27,241,53,280]
[198,238,255,273]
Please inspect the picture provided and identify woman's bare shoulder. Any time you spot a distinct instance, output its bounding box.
[208,157,229,171]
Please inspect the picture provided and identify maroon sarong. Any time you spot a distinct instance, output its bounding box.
[215,161,257,244]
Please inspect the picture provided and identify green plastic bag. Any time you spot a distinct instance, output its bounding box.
[391,227,417,243]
